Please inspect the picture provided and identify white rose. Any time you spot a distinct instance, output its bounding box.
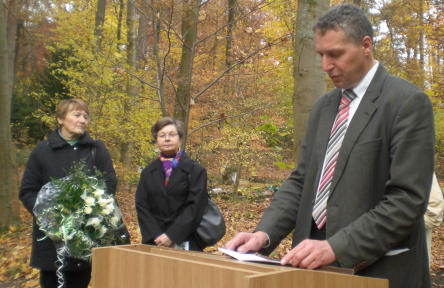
[106,203,114,210]
[94,188,105,198]
[98,198,109,207]
[85,197,95,206]
[86,217,101,228]
[101,205,113,215]
[98,226,107,238]
[110,216,120,227]
[84,206,93,214]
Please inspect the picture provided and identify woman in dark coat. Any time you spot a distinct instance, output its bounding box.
[19,99,117,288]
[135,117,208,251]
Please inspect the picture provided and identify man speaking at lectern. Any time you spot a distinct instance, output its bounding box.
[226,4,434,288]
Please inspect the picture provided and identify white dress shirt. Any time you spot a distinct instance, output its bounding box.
[316,61,380,202]
[347,61,379,125]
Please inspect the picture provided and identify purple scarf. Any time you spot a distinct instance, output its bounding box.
[159,150,183,186]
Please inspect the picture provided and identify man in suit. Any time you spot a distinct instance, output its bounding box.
[225,4,434,288]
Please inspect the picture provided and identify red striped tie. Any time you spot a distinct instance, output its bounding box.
[312,90,356,230]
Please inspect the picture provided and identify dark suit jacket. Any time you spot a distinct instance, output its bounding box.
[256,65,434,288]
[135,152,208,251]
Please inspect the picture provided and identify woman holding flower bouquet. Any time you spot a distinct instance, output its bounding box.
[136,117,208,251]
[19,99,117,288]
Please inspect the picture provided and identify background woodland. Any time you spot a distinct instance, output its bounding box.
[0,0,443,286]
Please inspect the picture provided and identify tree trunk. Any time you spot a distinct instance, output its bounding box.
[226,0,235,68]
[223,0,236,97]
[94,0,106,50]
[418,0,425,89]
[151,0,168,116]
[210,11,219,72]
[174,0,201,149]
[0,1,20,231]
[137,0,149,66]
[6,0,20,100]
[116,0,124,44]
[232,164,241,201]
[120,0,138,191]
[292,0,329,159]
[127,0,138,106]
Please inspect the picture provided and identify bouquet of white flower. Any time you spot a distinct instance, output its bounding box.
[33,162,129,262]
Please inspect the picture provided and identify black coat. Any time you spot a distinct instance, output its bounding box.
[135,152,208,251]
[19,130,117,271]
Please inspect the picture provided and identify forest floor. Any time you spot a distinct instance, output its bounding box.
[0,185,443,287]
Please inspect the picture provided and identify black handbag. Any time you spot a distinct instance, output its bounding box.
[114,223,131,245]
[196,198,226,247]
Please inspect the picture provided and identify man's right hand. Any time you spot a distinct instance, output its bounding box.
[224,231,269,253]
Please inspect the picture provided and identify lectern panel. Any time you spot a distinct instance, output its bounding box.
[246,269,388,288]
[93,246,258,288]
[92,245,388,288]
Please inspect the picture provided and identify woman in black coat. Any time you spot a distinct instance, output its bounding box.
[135,117,208,251]
[19,99,117,288]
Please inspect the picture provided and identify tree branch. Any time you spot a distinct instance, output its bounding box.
[192,35,289,102]
[187,103,276,137]
[195,0,273,47]
[135,4,184,46]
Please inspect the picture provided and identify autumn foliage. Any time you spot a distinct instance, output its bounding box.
[1,0,444,286]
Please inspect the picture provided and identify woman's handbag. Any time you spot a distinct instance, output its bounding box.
[196,198,226,247]
[114,222,131,245]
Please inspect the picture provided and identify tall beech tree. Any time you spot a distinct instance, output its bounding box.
[174,0,201,148]
[94,0,107,49]
[119,0,138,188]
[0,1,20,231]
[291,0,329,157]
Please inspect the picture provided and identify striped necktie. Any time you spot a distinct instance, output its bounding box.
[312,89,356,230]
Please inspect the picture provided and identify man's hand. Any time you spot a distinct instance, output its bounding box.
[281,239,336,269]
[224,231,268,253]
[154,233,174,247]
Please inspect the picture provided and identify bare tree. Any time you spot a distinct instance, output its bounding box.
[116,0,124,44]
[417,0,425,89]
[6,0,21,99]
[127,0,138,100]
[0,1,20,231]
[151,0,172,116]
[94,0,106,49]
[292,0,329,157]
[226,0,236,68]
[137,0,150,67]
[120,0,138,191]
[174,0,201,148]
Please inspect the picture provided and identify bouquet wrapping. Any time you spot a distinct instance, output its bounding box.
[33,163,129,261]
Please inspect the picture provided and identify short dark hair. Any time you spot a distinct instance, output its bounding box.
[151,117,185,140]
[314,4,373,45]
[56,98,89,121]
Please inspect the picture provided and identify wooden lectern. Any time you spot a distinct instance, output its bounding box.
[92,244,388,288]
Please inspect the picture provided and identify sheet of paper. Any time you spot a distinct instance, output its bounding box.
[385,248,409,256]
[218,248,281,264]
